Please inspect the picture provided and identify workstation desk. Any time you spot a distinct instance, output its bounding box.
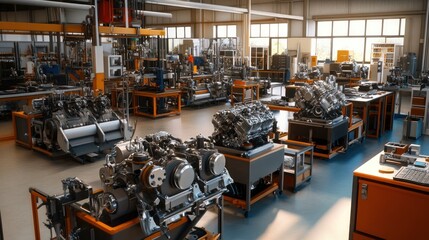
[230,83,260,105]
[133,89,181,118]
[346,91,395,138]
[350,152,429,239]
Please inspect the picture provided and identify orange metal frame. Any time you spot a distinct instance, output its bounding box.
[0,21,165,37]
[29,188,73,240]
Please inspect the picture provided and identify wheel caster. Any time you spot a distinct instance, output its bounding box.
[278,190,283,195]
[244,211,249,218]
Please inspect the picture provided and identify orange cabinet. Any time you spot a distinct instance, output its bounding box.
[350,152,429,239]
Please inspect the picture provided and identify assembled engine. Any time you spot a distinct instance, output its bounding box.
[294,80,347,120]
[180,74,229,106]
[211,101,274,149]
[98,131,233,236]
[32,93,132,157]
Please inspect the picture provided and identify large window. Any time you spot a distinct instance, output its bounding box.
[315,18,405,64]
[165,26,192,54]
[249,23,288,69]
[165,26,192,39]
[251,23,288,38]
[213,25,237,38]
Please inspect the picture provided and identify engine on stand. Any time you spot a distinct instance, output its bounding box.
[98,131,232,235]
[289,79,350,157]
[294,79,347,121]
[30,131,233,240]
[32,93,132,159]
[210,101,284,211]
[180,73,230,106]
[211,101,274,157]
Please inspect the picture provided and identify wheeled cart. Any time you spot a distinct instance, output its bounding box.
[217,144,284,217]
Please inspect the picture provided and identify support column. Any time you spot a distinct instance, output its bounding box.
[92,45,104,93]
[422,0,429,71]
[92,1,104,93]
[242,0,251,66]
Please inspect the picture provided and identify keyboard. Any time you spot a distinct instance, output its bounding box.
[393,166,429,187]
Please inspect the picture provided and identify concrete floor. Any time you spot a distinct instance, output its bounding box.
[0,92,428,240]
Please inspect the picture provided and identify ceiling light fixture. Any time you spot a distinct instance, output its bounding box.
[0,0,93,10]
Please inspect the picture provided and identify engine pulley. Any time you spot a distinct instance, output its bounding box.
[209,153,226,176]
[140,165,166,188]
[173,162,195,190]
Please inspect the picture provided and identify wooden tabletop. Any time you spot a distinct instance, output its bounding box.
[354,151,429,193]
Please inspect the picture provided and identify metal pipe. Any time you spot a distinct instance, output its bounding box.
[125,0,129,28]
[135,10,172,18]
[93,0,100,46]
[0,0,93,10]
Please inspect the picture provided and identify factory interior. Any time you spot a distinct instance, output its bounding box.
[0,0,429,240]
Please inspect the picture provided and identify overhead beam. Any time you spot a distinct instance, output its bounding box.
[313,11,425,20]
[146,0,246,14]
[0,21,83,33]
[98,26,165,36]
[0,22,165,36]
[146,0,303,20]
[252,10,303,21]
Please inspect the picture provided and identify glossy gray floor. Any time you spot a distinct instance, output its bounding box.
[0,99,428,240]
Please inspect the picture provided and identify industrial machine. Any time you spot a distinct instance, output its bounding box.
[180,74,230,106]
[386,66,408,88]
[379,142,421,166]
[398,52,417,78]
[211,101,274,157]
[294,63,310,80]
[31,93,132,158]
[294,79,347,121]
[30,131,233,240]
[98,0,144,27]
[289,80,349,157]
[210,101,282,210]
[339,61,360,78]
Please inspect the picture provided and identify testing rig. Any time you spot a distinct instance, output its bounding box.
[30,131,232,240]
[211,101,284,217]
[31,92,133,160]
[288,79,350,158]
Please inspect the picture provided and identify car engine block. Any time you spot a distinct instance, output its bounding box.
[211,101,274,149]
[294,80,347,121]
